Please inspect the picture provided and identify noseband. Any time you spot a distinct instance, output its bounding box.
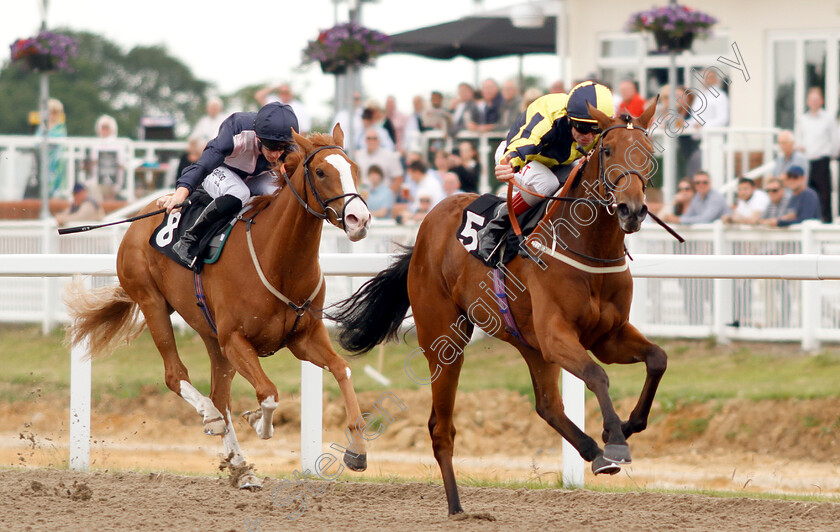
[281,145,366,225]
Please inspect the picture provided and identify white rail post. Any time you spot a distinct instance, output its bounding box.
[712,221,732,343]
[561,369,585,488]
[801,222,819,351]
[300,361,323,474]
[69,334,91,471]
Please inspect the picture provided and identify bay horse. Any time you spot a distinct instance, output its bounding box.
[65,124,372,488]
[334,102,667,514]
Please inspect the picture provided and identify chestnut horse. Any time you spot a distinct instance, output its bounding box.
[66,125,372,488]
[334,103,667,514]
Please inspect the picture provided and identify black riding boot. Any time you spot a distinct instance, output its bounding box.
[172,195,243,269]
[476,202,511,262]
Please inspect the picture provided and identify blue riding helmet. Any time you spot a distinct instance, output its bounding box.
[254,102,299,144]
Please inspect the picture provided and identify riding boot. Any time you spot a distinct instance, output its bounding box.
[476,202,512,262]
[172,195,243,269]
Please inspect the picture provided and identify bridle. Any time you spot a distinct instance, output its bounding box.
[281,144,366,227]
[591,121,651,214]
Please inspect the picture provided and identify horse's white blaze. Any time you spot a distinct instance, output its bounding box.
[325,153,370,240]
[222,407,246,466]
[179,380,222,421]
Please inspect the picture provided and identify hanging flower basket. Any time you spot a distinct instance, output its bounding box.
[302,22,390,75]
[626,4,716,53]
[10,31,78,72]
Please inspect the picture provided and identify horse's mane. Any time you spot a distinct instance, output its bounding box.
[249,132,338,212]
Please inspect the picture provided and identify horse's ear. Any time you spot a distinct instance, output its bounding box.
[331,122,345,148]
[586,102,612,132]
[292,128,313,154]
[638,95,659,130]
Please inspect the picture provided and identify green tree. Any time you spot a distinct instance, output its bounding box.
[0,29,210,139]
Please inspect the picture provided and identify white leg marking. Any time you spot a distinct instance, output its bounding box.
[256,396,279,439]
[222,407,246,467]
[179,380,223,423]
[345,367,352,380]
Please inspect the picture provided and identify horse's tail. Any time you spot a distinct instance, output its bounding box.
[333,246,413,355]
[64,277,146,359]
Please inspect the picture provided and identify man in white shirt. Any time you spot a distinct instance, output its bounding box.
[255,83,311,134]
[191,97,226,143]
[795,86,837,222]
[355,128,404,187]
[684,69,730,177]
[773,129,809,178]
[722,177,769,224]
[406,160,444,213]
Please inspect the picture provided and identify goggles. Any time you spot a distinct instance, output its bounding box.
[259,138,289,152]
[569,119,602,135]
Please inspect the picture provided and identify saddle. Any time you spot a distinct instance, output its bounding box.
[149,189,239,272]
[456,194,547,266]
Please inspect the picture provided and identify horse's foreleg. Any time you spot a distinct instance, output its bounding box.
[590,323,667,441]
[139,299,224,434]
[202,335,234,436]
[289,324,368,472]
[539,325,630,465]
[518,348,618,475]
[222,332,279,439]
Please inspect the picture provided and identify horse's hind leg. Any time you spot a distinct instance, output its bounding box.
[202,334,261,489]
[590,323,667,442]
[519,347,619,476]
[417,306,471,516]
[220,331,279,439]
[135,295,224,435]
[288,322,368,472]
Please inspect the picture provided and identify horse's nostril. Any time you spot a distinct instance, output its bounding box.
[639,204,649,217]
[345,214,359,226]
[617,204,630,217]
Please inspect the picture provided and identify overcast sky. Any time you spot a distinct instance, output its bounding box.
[2,0,560,124]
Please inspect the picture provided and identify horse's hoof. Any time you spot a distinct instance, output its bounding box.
[603,443,632,464]
[237,472,263,491]
[343,452,367,472]
[592,455,621,475]
[204,417,227,436]
[242,410,260,426]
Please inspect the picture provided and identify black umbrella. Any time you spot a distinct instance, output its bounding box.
[388,16,556,61]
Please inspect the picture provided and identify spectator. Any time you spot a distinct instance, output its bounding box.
[192,97,226,143]
[795,86,836,222]
[663,170,728,224]
[759,177,792,221]
[423,91,451,132]
[364,165,395,219]
[442,171,464,196]
[34,98,68,198]
[773,129,809,178]
[449,82,478,137]
[432,149,453,181]
[385,96,409,153]
[175,135,207,182]
[55,183,104,226]
[451,141,480,193]
[549,80,565,94]
[617,79,646,117]
[468,78,503,133]
[684,70,729,178]
[498,79,522,128]
[659,177,694,217]
[521,87,543,110]
[411,193,434,223]
[89,114,126,200]
[355,128,403,187]
[406,159,444,213]
[255,83,311,134]
[355,106,395,152]
[759,165,821,227]
[722,177,769,224]
[404,95,426,153]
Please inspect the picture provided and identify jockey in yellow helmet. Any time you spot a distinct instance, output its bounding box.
[477,81,615,261]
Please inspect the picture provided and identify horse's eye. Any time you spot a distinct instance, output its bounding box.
[603,147,612,157]
[315,168,325,178]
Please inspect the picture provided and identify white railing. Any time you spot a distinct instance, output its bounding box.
[3,219,840,349]
[0,135,186,202]
[5,252,840,488]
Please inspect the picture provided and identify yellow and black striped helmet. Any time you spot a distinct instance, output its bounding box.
[566,81,614,124]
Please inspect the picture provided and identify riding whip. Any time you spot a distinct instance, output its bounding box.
[57,200,190,235]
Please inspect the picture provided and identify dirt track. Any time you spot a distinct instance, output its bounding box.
[3,467,840,531]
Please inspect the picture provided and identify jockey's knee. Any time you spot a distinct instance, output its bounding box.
[518,160,561,205]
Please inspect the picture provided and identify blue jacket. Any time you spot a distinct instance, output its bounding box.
[176,112,274,192]
[777,187,821,227]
